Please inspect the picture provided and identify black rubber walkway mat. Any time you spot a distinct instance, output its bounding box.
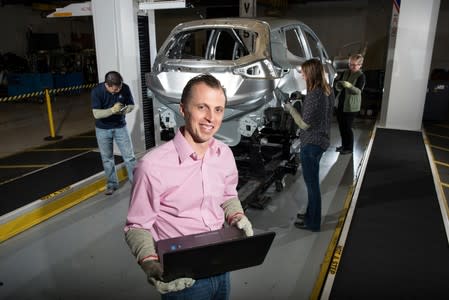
[445,186,449,203]
[36,137,98,149]
[0,167,38,184]
[0,129,98,185]
[329,128,449,299]
[437,164,449,184]
[427,134,449,149]
[0,151,123,216]
[431,147,449,162]
[0,150,90,185]
[424,122,449,136]
[0,150,87,165]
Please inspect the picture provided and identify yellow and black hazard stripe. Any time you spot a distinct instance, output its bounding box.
[0,91,45,102]
[0,83,97,103]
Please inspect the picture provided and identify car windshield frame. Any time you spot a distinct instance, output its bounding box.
[164,27,259,62]
[157,19,272,65]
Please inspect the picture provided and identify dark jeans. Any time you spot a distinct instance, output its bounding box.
[161,273,230,300]
[336,110,357,151]
[300,144,324,230]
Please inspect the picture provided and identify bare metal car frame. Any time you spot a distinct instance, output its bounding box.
[147,17,336,146]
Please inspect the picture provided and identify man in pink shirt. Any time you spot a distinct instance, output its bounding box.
[124,74,253,299]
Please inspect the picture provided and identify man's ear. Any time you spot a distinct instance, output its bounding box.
[179,102,186,117]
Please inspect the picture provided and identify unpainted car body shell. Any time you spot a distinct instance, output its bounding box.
[147,17,335,146]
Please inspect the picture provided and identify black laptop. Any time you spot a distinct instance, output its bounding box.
[156,226,276,282]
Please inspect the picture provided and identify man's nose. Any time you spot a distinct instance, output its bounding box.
[205,108,214,121]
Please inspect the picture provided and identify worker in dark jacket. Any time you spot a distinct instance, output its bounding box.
[335,54,366,155]
[91,71,136,195]
[284,58,334,232]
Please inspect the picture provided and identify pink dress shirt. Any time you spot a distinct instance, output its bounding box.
[125,128,239,241]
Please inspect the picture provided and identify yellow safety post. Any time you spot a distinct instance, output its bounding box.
[44,88,62,141]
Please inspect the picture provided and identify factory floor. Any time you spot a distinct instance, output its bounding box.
[0,91,377,300]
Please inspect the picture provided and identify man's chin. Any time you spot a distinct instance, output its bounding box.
[193,133,214,144]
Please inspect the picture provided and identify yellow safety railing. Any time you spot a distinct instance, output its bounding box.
[44,88,61,140]
[0,83,97,140]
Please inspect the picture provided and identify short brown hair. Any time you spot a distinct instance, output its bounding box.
[181,74,227,104]
[349,54,364,65]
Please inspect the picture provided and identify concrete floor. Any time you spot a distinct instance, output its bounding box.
[0,91,94,158]
[0,92,375,300]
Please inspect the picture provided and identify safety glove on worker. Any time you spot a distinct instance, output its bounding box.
[340,80,353,89]
[283,102,293,112]
[125,228,196,294]
[221,197,254,237]
[141,260,195,294]
[111,102,123,114]
[123,104,134,114]
[284,102,310,130]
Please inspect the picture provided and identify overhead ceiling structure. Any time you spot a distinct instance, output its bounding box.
[9,0,232,14]
[138,0,186,10]
[46,1,91,17]
[1,0,229,9]
[43,0,187,18]
[1,0,75,10]
[1,0,88,16]
[6,0,355,17]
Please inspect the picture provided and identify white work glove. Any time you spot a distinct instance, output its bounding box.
[141,260,195,294]
[111,102,123,114]
[151,277,196,294]
[125,228,195,294]
[284,102,310,130]
[234,215,254,237]
[123,104,134,114]
[284,102,293,112]
[221,197,254,237]
[340,81,353,89]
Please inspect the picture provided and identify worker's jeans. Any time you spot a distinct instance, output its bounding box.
[300,143,324,231]
[95,126,136,189]
[336,109,357,151]
[161,272,230,300]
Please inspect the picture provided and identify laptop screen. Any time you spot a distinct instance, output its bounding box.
[156,227,276,282]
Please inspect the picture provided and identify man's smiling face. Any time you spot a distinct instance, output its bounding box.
[180,81,226,145]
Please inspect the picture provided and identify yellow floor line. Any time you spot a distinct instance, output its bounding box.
[423,128,449,241]
[310,184,355,300]
[0,168,127,243]
[0,181,105,243]
[311,128,375,299]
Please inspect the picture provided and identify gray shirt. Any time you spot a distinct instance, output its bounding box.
[300,88,334,150]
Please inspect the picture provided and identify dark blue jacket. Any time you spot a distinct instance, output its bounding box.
[91,82,134,129]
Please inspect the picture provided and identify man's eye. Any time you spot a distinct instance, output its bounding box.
[215,108,224,113]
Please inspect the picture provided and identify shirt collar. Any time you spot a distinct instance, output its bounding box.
[173,127,222,163]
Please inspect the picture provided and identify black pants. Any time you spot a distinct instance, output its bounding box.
[336,110,358,151]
